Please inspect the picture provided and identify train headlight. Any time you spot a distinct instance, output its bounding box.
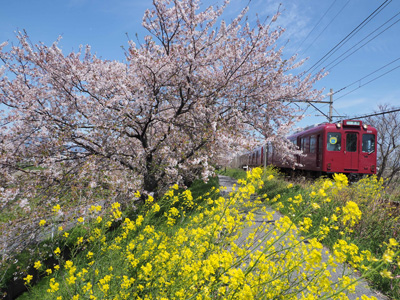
[336,123,341,128]
[363,124,368,130]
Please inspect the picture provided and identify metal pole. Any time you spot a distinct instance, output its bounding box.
[329,88,333,123]
[264,144,267,169]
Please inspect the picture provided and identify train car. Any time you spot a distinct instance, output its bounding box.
[235,120,377,178]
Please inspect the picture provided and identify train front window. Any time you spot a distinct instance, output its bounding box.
[362,134,375,153]
[327,132,341,151]
[346,133,357,152]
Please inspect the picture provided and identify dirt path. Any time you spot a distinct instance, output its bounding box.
[218,175,389,300]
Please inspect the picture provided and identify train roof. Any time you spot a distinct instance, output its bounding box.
[288,120,376,139]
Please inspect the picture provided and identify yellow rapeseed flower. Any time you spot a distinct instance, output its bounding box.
[311,202,320,210]
[389,238,398,247]
[146,195,154,204]
[342,201,362,226]
[33,261,42,270]
[52,204,61,213]
[23,274,33,284]
[383,249,394,263]
[65,260,74,270]
[47,278,59,293]
[66,275,77,285]
[153,203,160,212]
[111,202,120,210]
[380,269,393,279]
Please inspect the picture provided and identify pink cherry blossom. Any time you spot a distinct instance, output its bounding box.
[0,0,323,259]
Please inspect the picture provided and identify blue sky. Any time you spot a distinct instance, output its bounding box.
[1,0,399,130]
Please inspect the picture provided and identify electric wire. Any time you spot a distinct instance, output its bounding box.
[304,0,392,75]
[325,11,400,71]
[305,57,400,120]
[301,0,350,56]
[333,56,400,96]
[348,106,400,120]
[310,0,392,73]
[307,0,392,74]
[334,63,400,101]
[295,1,398,122]
[293,0,338,55]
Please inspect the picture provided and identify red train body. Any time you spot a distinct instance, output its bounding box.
[234,120,377,177]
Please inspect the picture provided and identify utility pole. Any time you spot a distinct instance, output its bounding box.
[279,88,341,122]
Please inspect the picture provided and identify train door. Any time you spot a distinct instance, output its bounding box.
[297,137,301,165]
[344,132,359,170]
[316,134,322,168]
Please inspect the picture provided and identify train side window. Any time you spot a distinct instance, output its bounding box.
[306,137,310,153]
[327,132,341,151]
[362,134,375,153]
[346,133,357,152]
[310,136,316,153]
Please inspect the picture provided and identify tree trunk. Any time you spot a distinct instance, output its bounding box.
[143,153,160,199]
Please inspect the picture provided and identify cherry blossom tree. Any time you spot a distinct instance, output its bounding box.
[0,0,325,266]
[0,0,323,210]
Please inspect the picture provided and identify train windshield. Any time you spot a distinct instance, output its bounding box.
[362,134,375,153]
[327,132,341,151]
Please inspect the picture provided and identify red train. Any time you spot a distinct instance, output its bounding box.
[233,120,377,178]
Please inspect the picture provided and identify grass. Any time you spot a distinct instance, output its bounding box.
[217,167,247,180]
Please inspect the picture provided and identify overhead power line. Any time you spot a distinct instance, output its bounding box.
[301,0,350,56]
[294,0,338,55]
[325,11,400,71]
[333,56,400,96]
[334,62,400,101]
[347,107,400,120]
[305,0,392,75]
